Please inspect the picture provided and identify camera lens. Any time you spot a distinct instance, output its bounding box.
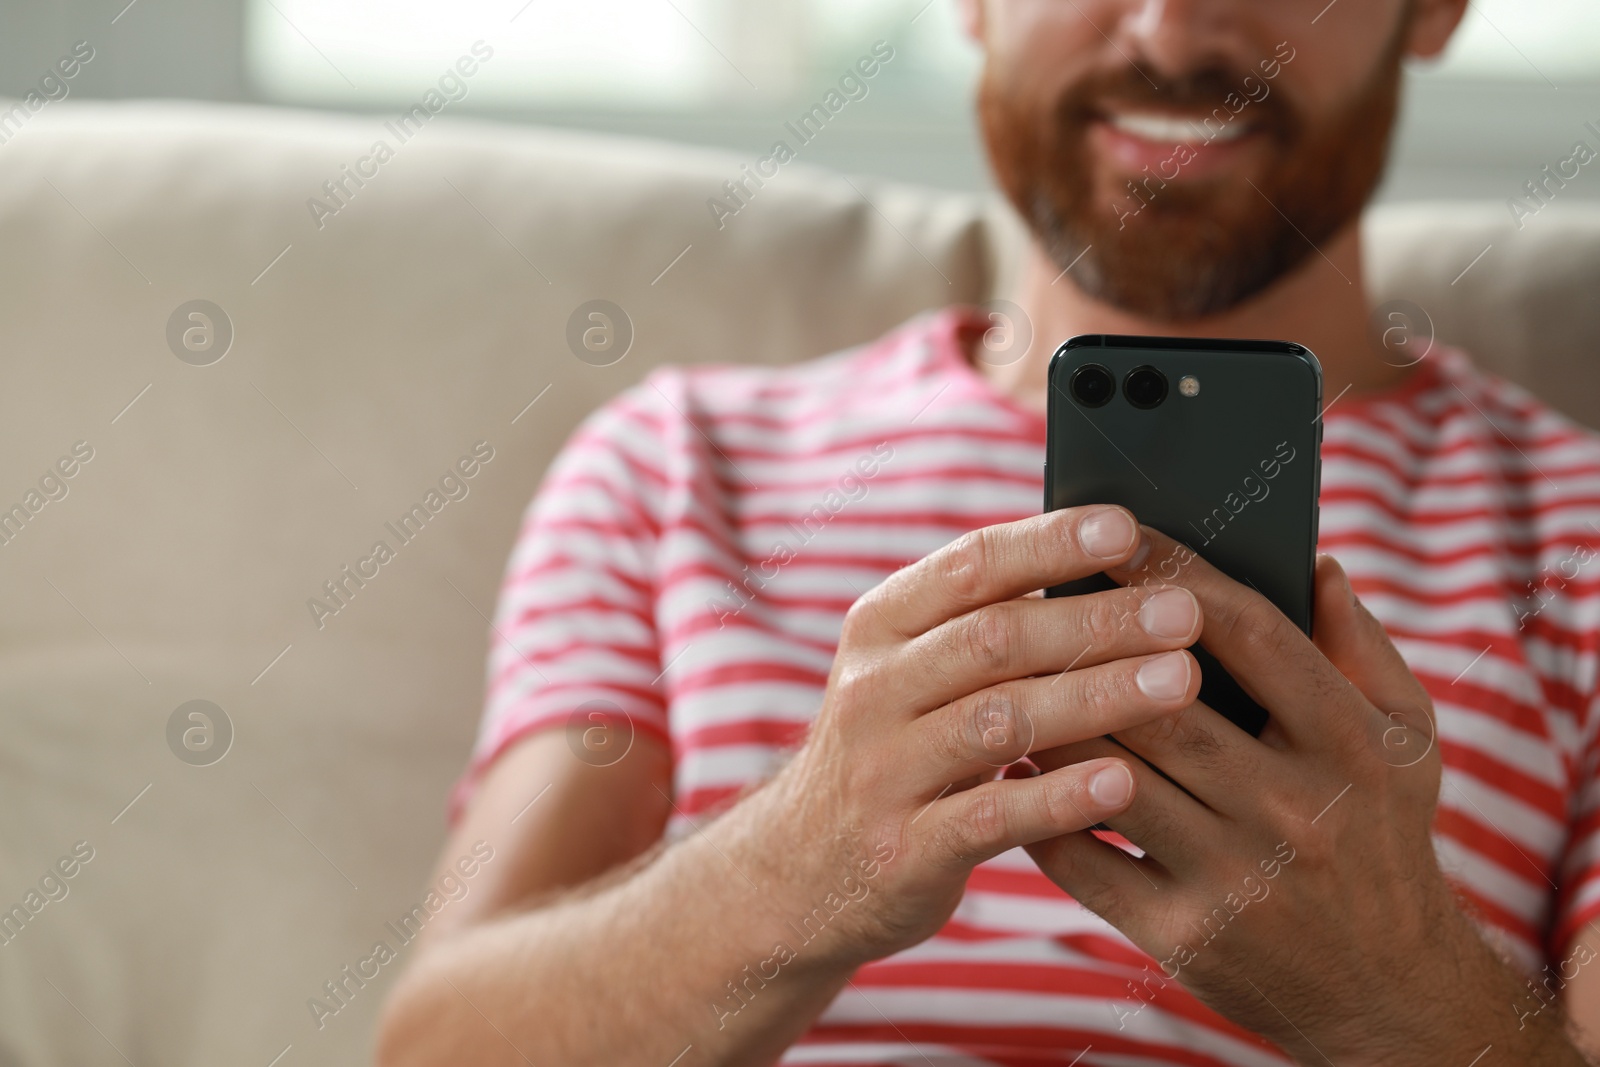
[1069,363,1114,408]
[1123,365,1168,409]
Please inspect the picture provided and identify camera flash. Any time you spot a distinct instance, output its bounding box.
[1178,375,1200,397]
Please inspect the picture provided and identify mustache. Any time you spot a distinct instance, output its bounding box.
[1055,63,1296,140]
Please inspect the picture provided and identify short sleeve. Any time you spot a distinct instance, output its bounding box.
[447,377,671,821]
[1549,684,1600,962]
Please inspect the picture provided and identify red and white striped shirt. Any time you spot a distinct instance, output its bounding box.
[456,306,1600,1065]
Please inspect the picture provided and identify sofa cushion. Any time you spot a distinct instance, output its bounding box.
[0,99,1593,1066]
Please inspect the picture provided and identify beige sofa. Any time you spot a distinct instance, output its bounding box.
[0,100,1596,1067]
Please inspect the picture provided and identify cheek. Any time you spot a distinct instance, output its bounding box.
[1264,7,1390,114]
[985,0,1105,86]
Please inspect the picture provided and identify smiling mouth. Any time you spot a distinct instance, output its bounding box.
[1101,109,1257,144]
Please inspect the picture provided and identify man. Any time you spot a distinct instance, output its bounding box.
[376,0,1600,1063]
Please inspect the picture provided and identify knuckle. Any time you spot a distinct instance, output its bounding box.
[1290,823,1336,869]
[1127,705,1186,749]
[1062,864,1134,924]
[967,685,1029,764]
[960,605,1014,675]
[940,528,994,607]
[1077,591,1129,651]
[939,789,1005,865]
[1035,771,1084,832]
[926,699,976,766]
[1360,694,1436,770]
[1225,596,1292,661]
[1177,719,1225,764]
[1069,664,1123,724]
[829,659,876,715]
[1075,881,1131,926]
[839,595,875,646]
[1121,703,1227,771]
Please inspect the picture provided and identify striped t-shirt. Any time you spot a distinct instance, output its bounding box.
[457,305,1600,1065]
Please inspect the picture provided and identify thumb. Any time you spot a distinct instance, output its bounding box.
[1312,553,1433,728]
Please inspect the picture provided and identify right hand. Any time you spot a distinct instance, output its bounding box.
[725,504,1205,968]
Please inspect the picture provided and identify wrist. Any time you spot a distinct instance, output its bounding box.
[619,783,860,1059]
[703,759,885,976]
[1330,897,1583,1067]
[1284,875,1474,1067]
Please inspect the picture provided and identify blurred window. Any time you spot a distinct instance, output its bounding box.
[246,0,981,109]
[1427,0,1600,84]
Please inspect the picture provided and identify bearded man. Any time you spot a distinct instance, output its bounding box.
[376,1,1600,1063]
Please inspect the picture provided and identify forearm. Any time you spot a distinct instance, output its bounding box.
[375,799,858,1067]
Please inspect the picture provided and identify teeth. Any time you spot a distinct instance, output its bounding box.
[1107,111,1250,143]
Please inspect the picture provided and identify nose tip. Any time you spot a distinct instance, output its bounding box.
[1129,0,1168,39]
[1114,0,1241,85]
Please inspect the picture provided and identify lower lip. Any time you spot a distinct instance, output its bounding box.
[1088,118,1264,181]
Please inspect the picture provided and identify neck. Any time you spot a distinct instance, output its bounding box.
[978,219,1413,414]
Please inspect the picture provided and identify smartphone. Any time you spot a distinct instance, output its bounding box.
[1043,335,1323,737]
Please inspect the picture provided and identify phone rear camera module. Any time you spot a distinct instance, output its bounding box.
[1123,365,1168,409]
[1069,363,1114,408]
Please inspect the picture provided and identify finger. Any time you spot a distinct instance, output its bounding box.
[1030,735,1215,877]
[1106,697,1270,819]
[939,771,995,795]
[884,582,1201,717]
[916,756,1139,871]
[912,649,1200,790]
[1304,554,1438,768]
[1025,828,1169,925]
[856,505,1145,642]
[1312,554,1432,719]
[1102,525,1372,752]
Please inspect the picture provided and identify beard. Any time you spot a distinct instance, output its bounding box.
[976,28,1407,321]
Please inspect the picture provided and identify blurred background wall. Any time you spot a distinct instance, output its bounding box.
[1,0,1598,203]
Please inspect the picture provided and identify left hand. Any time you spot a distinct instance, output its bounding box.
[1027,524,1458,1064]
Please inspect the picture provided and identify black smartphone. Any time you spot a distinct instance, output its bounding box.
[1043,334,1323,737]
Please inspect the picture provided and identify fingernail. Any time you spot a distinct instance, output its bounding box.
[1089,764,1133,807]
[1124,532,1151,571]
[1135,650,1191,701]
[1138,587,1198,640]
[1079,508,1137,560]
